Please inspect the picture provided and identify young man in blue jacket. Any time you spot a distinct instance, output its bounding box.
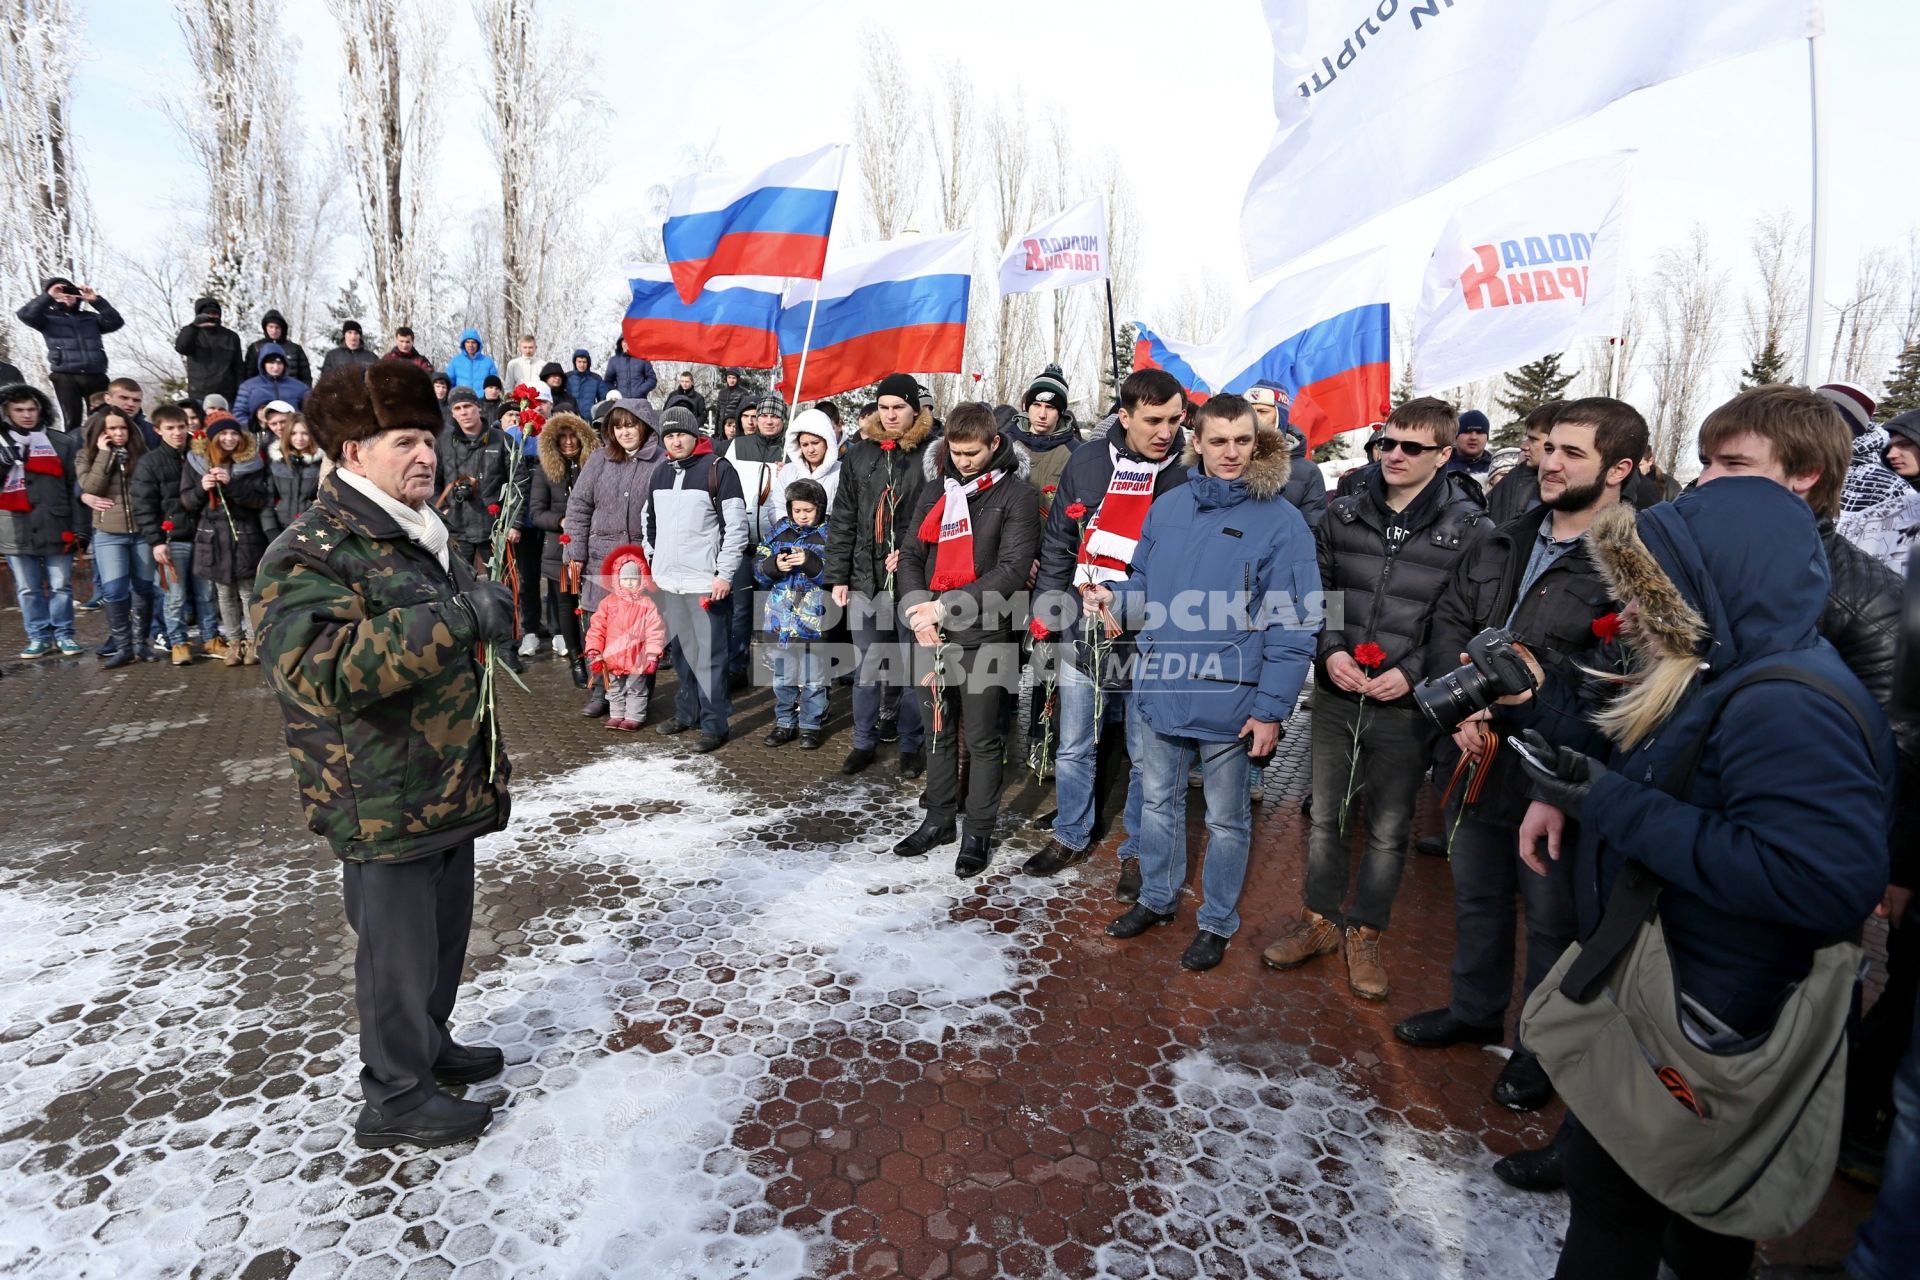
[1086,394,1321,971]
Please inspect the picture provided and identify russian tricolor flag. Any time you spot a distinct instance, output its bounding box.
[662,145,846,304]
[1129,322,1213,402]
[1198,247,1392,447]
[621,266,782,370]
[777,230,972,401]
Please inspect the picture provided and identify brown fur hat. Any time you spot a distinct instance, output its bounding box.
[304,361,444,460]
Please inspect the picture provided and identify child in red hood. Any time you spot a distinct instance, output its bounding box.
[583,545,667,730]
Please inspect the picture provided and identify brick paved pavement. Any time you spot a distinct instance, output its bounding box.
[0,604,1880,1278]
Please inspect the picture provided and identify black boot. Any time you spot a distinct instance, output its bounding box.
[1114,858,1142,904]
[764,725,797,747]
[130,595,157,661]
[955,833,993,878]
[1021,838,1090,877]
[433,1039,505,1085]
[1106,902,1177,938]
[1491,1050,1555,1110]
[899,750,925,779]
[841,747,876,775]
[1180,930,1231,971]
[1393,1007,1505,1049]
[353,1090,492,1150]
[582,690,609,717]
[798,730,825,750]
[877,715,899,743]
[100,598,136,670]
[1492,1144,1565,1192]
[892,817,956,858]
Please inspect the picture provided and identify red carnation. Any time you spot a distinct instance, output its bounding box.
[160,520,174,533]
[1591,612,1623,641]
[972,372,983,383]
[1353,641,1388,670]
[879,439,898,451]
[1042,485,1057,495]
[1064,502,1088,521]
[1028,616,1051,642]
[700,597,713,611]
[61,531,75,544]
[487,503,501,516]
[557,533,572,545]
[574,607,584,616]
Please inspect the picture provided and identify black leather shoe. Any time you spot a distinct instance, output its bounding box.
[1114,858,1142,904]
[798,730,824,750]
[899,750,925,779]
[1415,834,1447,857]
[655,719,690,736]
[955,834,993,878]
[692,733,728,753]
[1492,1050,1554,1111]
[1393,1007,1505,1049]
[1492,1144,1564,1193]
[1106,903,1176,939]
[353,1091,492,1150]
[582,691,609,718]
[841,747,875,775]
[1021,838,1090,877]
[1180,930,1230,971]
[893,818,956,858]
[877,715,899,743]
[433,1040,505,1085]
[764,725,797,747]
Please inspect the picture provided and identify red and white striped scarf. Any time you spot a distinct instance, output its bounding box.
[1073,445,1179,585]
[0,429,63,513]
[917,467,1007,591]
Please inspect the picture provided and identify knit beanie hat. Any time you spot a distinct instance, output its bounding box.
[1457,409,1491,433]
[447,386,480,408]
[202,394,231,413]
[876,372,920,410]
[342,320,362,336]
[1884,408,1920,452]
[1023,363,1070,411]
[660,405,703,437]
[1818,382,1877,437]
[757,395,788,421]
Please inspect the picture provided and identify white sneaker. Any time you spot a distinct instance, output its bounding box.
[518,633,540,658]
[552,633,568,657]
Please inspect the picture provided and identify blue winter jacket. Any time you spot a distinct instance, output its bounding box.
[1118,432,1321,742]
[565,349,610,413]
[445,329,500,392]
[17,289,123,376]
[1558,479,1893,1034]
[606,342,658,400]
[232,342,310,428]
[753,518,830,644]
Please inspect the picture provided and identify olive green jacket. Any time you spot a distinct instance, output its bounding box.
[254,472,510,862]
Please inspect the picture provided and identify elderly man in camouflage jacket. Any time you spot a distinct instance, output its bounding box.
[255,361,518,1151]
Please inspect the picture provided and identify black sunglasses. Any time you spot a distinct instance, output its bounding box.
[1378,437,1444,457]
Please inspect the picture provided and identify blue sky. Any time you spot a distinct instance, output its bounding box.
[66,0,1917,391]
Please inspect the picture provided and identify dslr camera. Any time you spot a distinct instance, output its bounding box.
[1411,626,1539,733]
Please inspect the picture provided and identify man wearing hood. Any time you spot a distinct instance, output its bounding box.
[323,321,381,377]
[1246,383,1327,528]
[446,329,500,392]
[233,344,311,430]
[664,371,708,425]
[1085,394,1319,972]
[1004,363,1081,512]
[17,276,124,433]
[606,337,657,402]
[712,368,754,435]
[645,406,747,752]
[244,309,313,387]
[564,349,610,416]
[434,386,522,571]
[0,382,86,657]
[174,296,248,403]
[384,326,433,374]
[726,395,790,680]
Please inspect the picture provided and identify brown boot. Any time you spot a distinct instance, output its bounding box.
[1345,926,1390,1001]
[170,643,193,667]
[1262,910,1342,970]
[223,637,244,667]
[242,637,260,666]
[203,636,229,660]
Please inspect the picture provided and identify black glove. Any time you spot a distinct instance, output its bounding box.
[1509,729,1606,815]
[452,580,517,645]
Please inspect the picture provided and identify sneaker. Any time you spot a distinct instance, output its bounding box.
[552,633,568,657]
[76,598,102,613]
[1249,767,1266,803]
[1344,926,1390,1000]
[18,641,51,660]
[203,636,230,659]
[55,637,83,657]
[518,633,540,658]
[1260,910,1341,970]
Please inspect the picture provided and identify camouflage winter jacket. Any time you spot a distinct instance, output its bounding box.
[254,472,510,863]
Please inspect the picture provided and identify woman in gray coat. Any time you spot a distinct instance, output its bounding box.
[561,398,664,714]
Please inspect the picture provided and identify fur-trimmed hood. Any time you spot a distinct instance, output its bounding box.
[537,411,598,482]
[1178,423,1291,502]
[266,437,325,466]
[0,382,57,431]
[920,433,1031,483]
[189,426,263,475]
[857,403,936,454]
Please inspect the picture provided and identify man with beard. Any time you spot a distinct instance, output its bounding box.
[1393,398,1647,1115]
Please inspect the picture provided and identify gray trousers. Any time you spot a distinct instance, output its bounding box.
[605,671,651,722]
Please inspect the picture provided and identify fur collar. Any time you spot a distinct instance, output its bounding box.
[267,437,324,466]
[857,405,935,453]
[1178,424,1291,501]
[191,429,260,472]
[537,411,598,483]
[1582,502,1705,750]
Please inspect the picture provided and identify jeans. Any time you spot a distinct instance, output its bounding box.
[215,581,256,643]
[916,642,1017,837]
[1136,724,1253,937]
[1051,659,1138,853]
[727,555,756,675]
[1851,980,1920,1280]
[850,600,924,752]
[1304,687,1427,931]
[769,645,829,730]
[1556,1117,1753,1279]
[1448,802,1576,1041]
[659,589,731,736]
[161,541,220,645]
[89,530,159,607]
[6,553,75,642]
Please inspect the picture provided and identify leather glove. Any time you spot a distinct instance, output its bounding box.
[1510,729,1606,816]
[452,580,517,645]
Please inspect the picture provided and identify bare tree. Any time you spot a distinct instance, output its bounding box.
[1645,226,1729,475]
[1830,246,1897,385]
[851,25,922,241]
[922,68,978,411]
[0,0,94,377]
[1739,209,1806,384]
[982,101,1037,402]
[1161,269,1237,346]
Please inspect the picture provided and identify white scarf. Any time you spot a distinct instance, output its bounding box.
[337,467,451,571]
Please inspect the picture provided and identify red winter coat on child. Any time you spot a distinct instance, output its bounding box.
[583,544,668,676]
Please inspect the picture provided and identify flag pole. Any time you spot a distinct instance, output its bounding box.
[789,277,824,406]
[1104,280,1122,404]
[1802,32,1827,384]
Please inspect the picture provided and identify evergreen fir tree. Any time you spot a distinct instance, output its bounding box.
[327,279,373,348]
[1493,352,1576,447]
[1739,334,1788,390]
[1311,430,1353,464]
[1101,321,1137,409]
[1881,342,1920,418]
[1392,359,1416,408]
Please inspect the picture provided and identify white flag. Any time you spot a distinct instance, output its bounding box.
[1242,0,1818,275]
[997,195,1109,296]
[1412,152,1633,394]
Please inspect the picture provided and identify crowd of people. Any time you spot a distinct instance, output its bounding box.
[3,285,1916,1279]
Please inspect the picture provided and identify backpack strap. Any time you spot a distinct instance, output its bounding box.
[1559,663,1884,1002]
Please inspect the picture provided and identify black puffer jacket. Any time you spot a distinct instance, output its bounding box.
[897,435,1043,648]
[179,432,270,585]
[825,406,938,597]
[173,299,247,401]
[16,286,123,376]
[1315,470,1490,706]
[243,310,313,387]
[433,423,522,548]
[711,377,755,432]
[1486,463,1540,524]
[1280,425,1327,529]
[1426,501,1620,828]
[132,438,194,546]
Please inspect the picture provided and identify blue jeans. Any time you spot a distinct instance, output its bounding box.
[1135,724,1253,937]
[1051,660,1140,854]
[849,602,924,752]
[769,645,829,730]
[90,531,159,607]
[160,540,220,645]
[1851,980,1920,1280]
[7,553,75,643]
